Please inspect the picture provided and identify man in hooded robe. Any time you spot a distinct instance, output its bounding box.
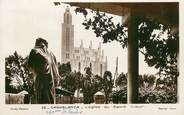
[28,38,60,104]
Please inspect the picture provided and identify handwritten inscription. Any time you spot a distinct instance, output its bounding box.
[46,108,82,114]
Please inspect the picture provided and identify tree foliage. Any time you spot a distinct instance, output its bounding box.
[57,65,104,104]
[112,72,177,103]
[112,72,127,104]
[5,51,33,94]
[58,62,79,92]
[74,8,179,78]
[138,74,177,103]
[5,51,177,103]
[58,62,71,76]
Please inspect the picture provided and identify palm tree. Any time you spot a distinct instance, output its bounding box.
[116,72,127,87]
[112,72,127,103]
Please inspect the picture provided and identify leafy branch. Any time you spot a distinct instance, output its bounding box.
[74,7,179,77]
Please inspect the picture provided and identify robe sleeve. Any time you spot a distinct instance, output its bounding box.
[50,52,61,86]
[28,49,46,74]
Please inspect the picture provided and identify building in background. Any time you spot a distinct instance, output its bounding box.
[61,7,107,76]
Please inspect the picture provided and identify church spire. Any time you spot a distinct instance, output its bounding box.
[113,56,118,87]
[102,50,104,57]
[98,42,101,50]
[105,56,108,71]
[89,40,92,48]
[106,56,108,64]
[80,40,83,48]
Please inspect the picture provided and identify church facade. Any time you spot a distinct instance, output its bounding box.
[61,7,107,76]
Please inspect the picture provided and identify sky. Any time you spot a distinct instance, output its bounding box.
[1,0,158,75]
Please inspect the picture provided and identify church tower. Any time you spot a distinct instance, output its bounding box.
[61,7,107,76]
[61,7,74,64]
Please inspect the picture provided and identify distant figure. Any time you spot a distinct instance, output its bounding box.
[28,38,60,104]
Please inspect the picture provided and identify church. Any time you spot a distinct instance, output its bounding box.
[61,7,107,76]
